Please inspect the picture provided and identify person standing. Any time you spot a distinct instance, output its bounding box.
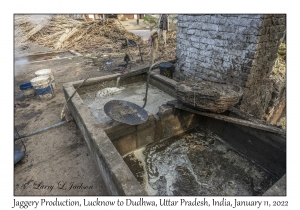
[148,31,158,64]
[158,14,169,46]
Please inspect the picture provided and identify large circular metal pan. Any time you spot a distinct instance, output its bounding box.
[104,100,148,125]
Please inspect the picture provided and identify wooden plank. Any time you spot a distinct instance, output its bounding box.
[167,100,286,136]
[229,107,269,125]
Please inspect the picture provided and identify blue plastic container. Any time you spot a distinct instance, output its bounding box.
[34,85,53,95]
[19,82,32,90]
[19,82,35,97]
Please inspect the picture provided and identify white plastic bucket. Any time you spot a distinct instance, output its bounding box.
[31,75,54,100]
[35,69,56,89]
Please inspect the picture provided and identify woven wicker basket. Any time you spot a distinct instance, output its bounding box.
[176,81,243,113]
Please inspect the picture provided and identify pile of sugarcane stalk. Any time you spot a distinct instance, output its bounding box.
[14,15,147,53]
[14,15,178,62]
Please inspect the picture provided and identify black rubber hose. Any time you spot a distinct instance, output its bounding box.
[142,61,166,109]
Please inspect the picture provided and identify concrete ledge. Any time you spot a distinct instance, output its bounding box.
[263,175,286,196]
[63,83,147,195]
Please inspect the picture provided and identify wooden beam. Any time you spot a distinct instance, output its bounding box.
[167,100,286,136]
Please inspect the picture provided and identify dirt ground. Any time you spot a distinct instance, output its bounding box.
[14,18,154,195]
[120,18,151,30]
[14,46,106,195]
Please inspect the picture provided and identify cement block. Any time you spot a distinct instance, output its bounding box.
[190,35,199,42]
[250,19,263,28]
[113,134,137,156]
[202,23,219,31]
[187,29,196,35]
[210,15,220,24]
[237,18,253,27]
[218,25,236,33]
[105,124,136,141]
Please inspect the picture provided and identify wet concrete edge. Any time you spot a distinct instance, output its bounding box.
[263,174,286,196]
[63,81,147,196]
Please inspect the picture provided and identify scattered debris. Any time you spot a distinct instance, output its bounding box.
[14,15,177,62]
[43,56,53,60]
[15,15,145,53]
[96,87,124,97]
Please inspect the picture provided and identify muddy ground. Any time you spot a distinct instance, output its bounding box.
[14,45,102,195]
[13,40,152,195]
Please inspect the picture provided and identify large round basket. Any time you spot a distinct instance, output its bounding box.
[175,81,243,113]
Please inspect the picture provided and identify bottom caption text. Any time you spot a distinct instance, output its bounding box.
[12,198,289,209]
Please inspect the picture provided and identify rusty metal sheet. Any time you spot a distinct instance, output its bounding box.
[104,100,148,125]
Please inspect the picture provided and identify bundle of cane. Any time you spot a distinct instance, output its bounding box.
[176,80,243,113]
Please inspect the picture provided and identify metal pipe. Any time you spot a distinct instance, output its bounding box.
[142,60,166,108]
[61,76,89,120]
[14,121,67,141]
[137,44,143,63]
[124,38,134,60]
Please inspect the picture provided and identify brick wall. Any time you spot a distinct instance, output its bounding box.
[239,15,286,119]
[175,14,286,120]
